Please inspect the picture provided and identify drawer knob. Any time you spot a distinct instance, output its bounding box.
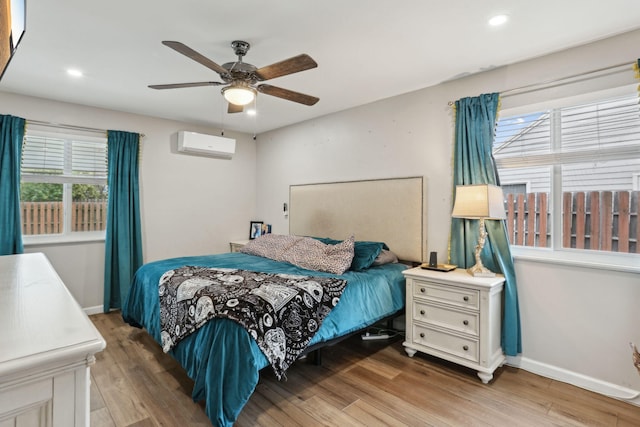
[420,333,425,338]
[463,345,469,351]
[420,288,426,293]
[463,296,469,302]
[463,320,469,325]
[420,309,426,315]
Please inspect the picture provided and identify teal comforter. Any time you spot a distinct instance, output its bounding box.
[122,252,406,426]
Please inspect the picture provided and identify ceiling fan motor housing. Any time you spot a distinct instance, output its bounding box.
[231,40,251,58]
[222,61,258,84]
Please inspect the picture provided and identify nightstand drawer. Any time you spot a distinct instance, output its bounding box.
[412,324,479,363]
[413,282,479,310]
[413,301,479,336]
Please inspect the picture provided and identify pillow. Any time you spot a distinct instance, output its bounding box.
[312,237,388,271]
[371,249,399,266]
[240,234,299,261]
[241,234,355,275]
[287,235,354,275]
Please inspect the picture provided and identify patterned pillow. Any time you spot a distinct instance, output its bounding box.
[240,234,299,262]
[287,235,355,274]
[241,234,355,275]
[312,237,388,271]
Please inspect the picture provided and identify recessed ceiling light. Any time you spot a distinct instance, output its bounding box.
[489,14,508,26]
[246,109,257,116]
[66,69,83,77]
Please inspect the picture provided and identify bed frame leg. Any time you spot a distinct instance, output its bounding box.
[310,349,322,366]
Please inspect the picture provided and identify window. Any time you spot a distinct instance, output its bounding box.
[501,182,528,196]
[494,92,640,256]
[20,128,108,240]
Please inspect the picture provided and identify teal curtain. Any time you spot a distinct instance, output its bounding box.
[104,130,143,312]
[0,115,25,255]
[449,93,522,356]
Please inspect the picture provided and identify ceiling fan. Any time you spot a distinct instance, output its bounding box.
[149,40,319,113]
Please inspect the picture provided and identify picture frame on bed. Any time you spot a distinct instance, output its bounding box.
[249,221,263,239]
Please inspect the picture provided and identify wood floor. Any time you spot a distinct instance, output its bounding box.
[89,312,640,426]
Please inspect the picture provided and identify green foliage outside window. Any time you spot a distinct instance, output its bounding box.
[21,183,108,202]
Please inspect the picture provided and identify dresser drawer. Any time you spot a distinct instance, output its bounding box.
[413,281,479,310]
[413,300,479,336]
[412,324,479,363]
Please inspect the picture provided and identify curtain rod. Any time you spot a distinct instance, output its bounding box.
[26,119,146,138]
[448,60,636,106]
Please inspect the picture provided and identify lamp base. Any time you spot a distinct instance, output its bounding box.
[467,263,496,278]
[467,217,497,277]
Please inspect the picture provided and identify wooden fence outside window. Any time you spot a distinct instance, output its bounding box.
[505,191,639,253]
[20,201,108,235]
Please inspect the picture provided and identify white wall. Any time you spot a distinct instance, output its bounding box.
[0,92,257,311]
[255,30,640,403]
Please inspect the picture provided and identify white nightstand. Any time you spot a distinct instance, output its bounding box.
[402,267,505,384]
[229,240,249,252]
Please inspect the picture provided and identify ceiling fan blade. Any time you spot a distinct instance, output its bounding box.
[254,54,318,81]
[257,84,319,106]
[162,41,229,76]
[148,81,224,90]
[228,103,244,114]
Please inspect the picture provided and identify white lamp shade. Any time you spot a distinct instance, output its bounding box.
[451,184,506,220]
[222,85,256,106]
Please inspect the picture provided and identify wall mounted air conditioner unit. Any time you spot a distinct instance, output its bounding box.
[177,131,236,159]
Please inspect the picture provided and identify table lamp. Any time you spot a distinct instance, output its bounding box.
[451,184,506,277]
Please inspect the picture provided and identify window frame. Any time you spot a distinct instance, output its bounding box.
[21,129,108,245]
[495,87,640,273]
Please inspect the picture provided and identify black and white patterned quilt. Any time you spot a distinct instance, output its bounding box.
[158,266,347,379]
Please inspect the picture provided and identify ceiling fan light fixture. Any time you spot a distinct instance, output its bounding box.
[222,84,256,106]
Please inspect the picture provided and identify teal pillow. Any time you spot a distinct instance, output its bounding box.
[312,237,387,271]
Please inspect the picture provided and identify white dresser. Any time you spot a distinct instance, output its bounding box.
[402,267,505,383]
[0,253,106,426]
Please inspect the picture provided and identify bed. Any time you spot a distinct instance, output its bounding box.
[122,176,425,426]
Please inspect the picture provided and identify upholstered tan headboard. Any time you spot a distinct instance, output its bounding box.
[289,177,425,262]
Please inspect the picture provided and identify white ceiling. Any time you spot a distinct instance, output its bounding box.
[2,1,640,134]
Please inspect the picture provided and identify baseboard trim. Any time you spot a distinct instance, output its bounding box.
[506,355,640,406]
[83,305,104,316]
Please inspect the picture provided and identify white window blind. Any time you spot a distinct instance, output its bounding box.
[21,131,108,184]
[21,136,65,175]
[495,94,640,169]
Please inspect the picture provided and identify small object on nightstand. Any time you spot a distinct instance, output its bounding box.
[429,251,438,267]
[420,263,457,272]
